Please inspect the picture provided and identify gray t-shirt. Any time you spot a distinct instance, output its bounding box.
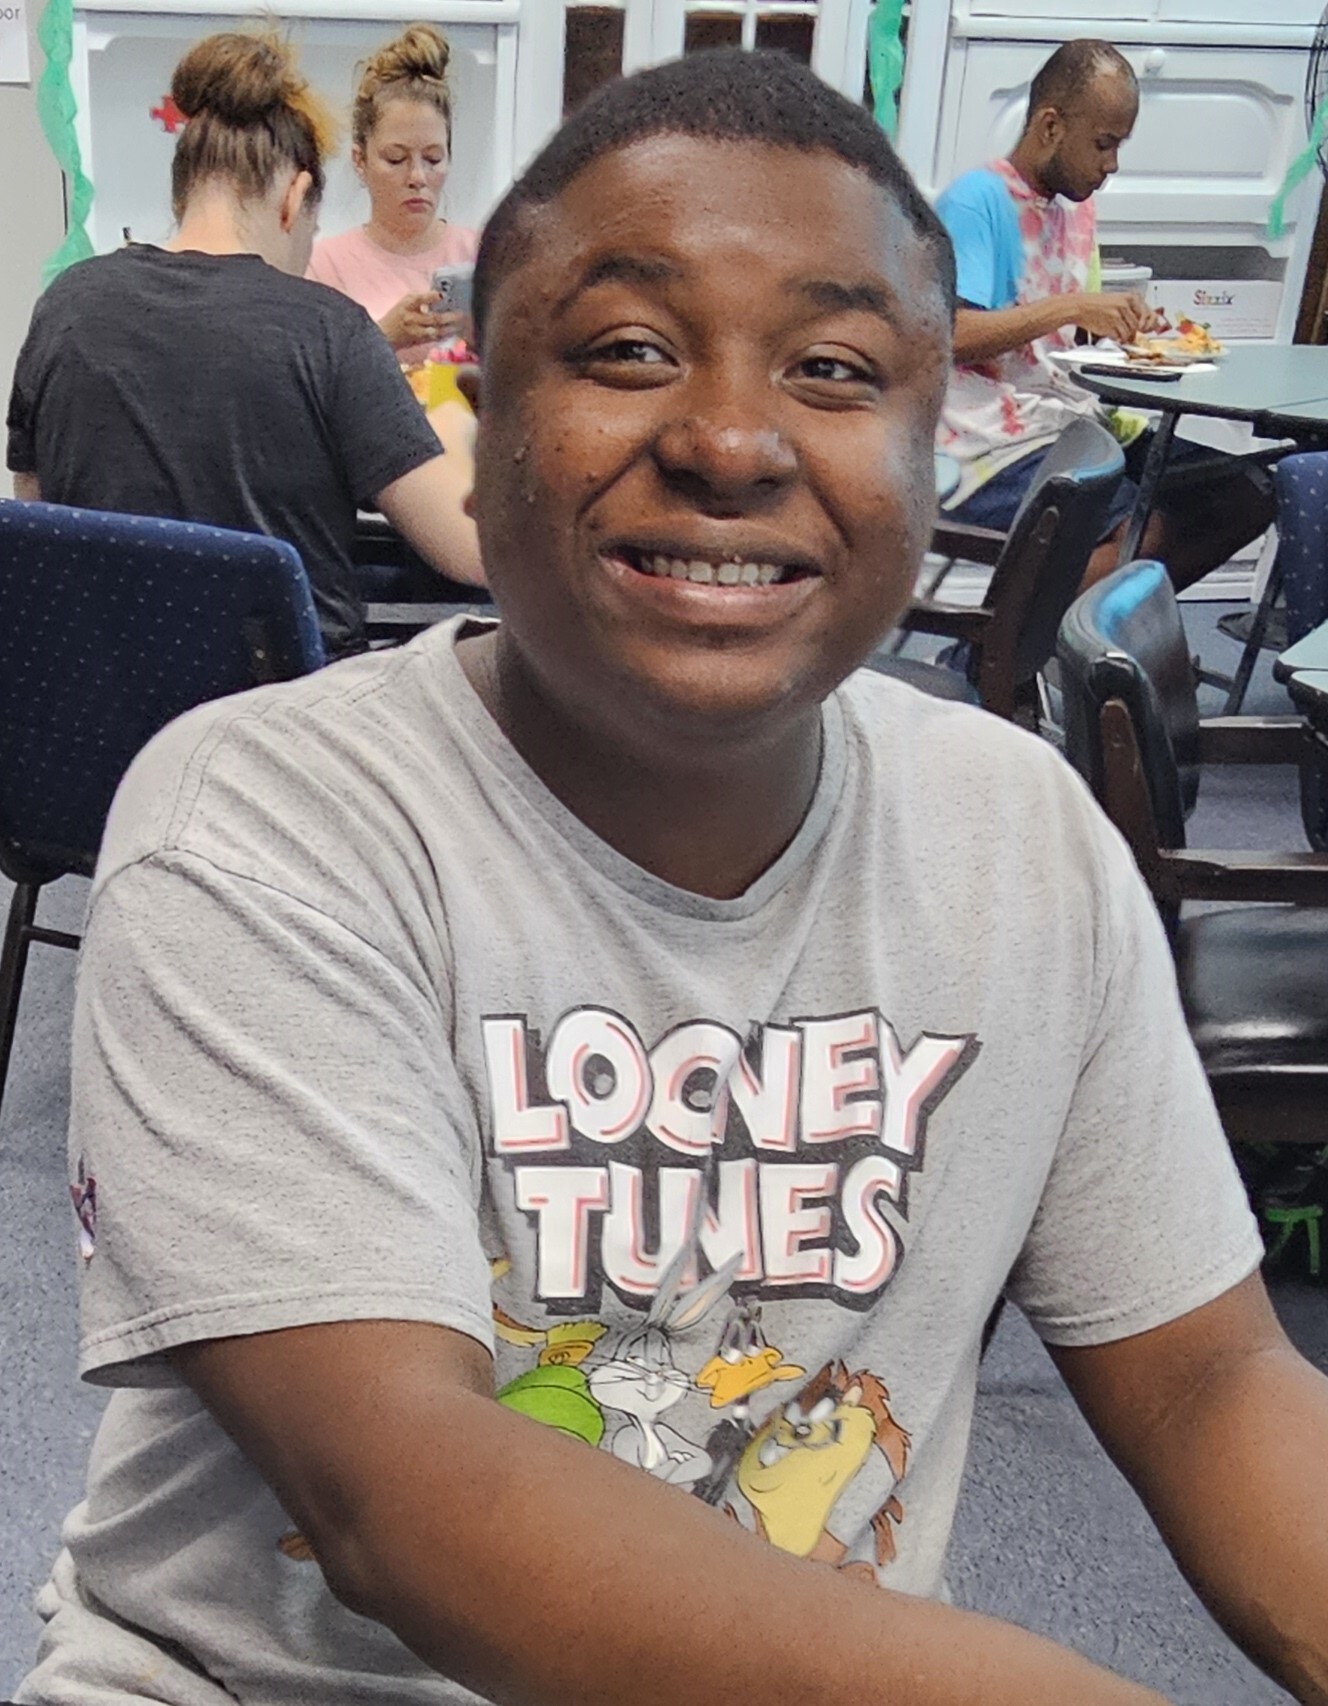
[5,246,445,659]
[19,620,1261,1704]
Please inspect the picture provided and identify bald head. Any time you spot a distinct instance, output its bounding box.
[1026,39,1137,126]
[1015,39,1138,203]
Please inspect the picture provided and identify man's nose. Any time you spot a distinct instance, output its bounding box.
[652,390,797,507]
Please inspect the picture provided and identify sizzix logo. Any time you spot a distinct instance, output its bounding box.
[1194,289,1234,307]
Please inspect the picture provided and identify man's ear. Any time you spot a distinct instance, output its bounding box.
[350,143,366,181]
[456,364,481,414]
[279,170,314,232]
[1034,106,1064,150]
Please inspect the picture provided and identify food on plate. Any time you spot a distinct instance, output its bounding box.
[1123,318,1224,364]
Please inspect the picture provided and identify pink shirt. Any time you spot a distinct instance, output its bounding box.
[307,223,480,364]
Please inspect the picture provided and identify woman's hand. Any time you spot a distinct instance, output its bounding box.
[378,291,448,351]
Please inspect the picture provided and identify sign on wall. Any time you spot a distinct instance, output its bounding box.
[0,0,30,83]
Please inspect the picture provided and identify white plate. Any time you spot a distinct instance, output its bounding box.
[1044,347,1219,377]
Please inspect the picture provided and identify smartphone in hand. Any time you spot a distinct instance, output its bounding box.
[430,263,474,318]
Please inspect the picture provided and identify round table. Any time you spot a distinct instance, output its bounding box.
[1078,346,1328,566]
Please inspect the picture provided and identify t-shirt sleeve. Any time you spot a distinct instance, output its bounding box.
[325,306,448,507]
[1005,801,1263,1347]
[6,314,42,474]
[72,850,496,1386]
[935,173,1019,313]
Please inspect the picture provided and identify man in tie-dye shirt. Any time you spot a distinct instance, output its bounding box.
[935,40,1274,591]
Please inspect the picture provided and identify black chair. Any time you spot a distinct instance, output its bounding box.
[1058,560,1328,1146]
[873,416,1124,722]
[0,501,327,1115]
[354,515,493,646]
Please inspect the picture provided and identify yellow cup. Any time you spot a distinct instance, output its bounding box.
[426,362,472,411]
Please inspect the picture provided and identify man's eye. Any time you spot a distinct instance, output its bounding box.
[799,355,869,383]
[587,340,669,365]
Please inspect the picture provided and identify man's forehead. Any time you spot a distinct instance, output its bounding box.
[510,135,940,309]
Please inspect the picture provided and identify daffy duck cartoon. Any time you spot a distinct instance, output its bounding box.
[691,1301,803,1505]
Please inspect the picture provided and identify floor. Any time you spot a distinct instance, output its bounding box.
[1,604,1323,1702]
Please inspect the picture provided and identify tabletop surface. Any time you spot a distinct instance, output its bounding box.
[1275,620,1328,682]
[1078,345,1328,422]
[1283,670,1328,727]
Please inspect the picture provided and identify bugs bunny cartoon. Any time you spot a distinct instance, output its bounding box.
[587,1246,742,1487]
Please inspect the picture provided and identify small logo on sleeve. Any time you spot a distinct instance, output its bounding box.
[70,1161,97,1262]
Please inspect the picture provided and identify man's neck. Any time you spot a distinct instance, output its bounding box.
[458,629,825,902]
[1004,142,1055,202]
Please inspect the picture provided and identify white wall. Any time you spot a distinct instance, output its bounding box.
[0,10,67,498]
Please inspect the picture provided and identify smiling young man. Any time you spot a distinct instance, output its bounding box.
[17,48,1328,1706]
[936,39,1275,590]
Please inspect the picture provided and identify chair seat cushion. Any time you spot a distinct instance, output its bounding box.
[1175,905,1328,1076]
[861,655,981,706]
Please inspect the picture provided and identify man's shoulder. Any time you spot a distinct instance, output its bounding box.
[95,627,465,893]
[936,166,1012,221]
[838,669,1099,845]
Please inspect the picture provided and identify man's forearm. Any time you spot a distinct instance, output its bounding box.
[1120,1344,1328,1704]
[311,1385,1166,1706]
[952,300,1069,364]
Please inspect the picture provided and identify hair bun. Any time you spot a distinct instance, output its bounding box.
[172,32,304,126]
[363,22,450,91]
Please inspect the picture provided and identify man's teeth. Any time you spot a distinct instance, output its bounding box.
[640,554,783,587]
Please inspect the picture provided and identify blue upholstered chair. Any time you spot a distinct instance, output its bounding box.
[0,501,326,1112]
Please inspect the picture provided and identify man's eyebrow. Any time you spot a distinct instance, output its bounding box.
[553,252,685,316]
[788,277,902,325]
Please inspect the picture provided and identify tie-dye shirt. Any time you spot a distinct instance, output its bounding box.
[935,159,1103,507]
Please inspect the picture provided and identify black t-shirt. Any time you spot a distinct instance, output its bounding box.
[6,246,445,658]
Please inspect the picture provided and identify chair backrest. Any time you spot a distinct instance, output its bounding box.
[1273,450,1328,648]
[976,415,1125,714]
[1057,561,1200,866]
[0,501,326,884]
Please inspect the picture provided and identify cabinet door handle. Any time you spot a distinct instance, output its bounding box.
[1143,48,1167,76]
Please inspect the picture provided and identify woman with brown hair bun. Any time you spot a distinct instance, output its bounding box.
[307,23,479,358]
[7,30,483,659]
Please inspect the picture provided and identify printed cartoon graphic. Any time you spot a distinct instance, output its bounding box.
[585,1247,741,1488]
[692,1302,804,1504]
[696,1302,804,1413]
[69,1160,96,1263]
[494,1304,607,1369]
[734,1361,911,1575]
[493,1305,609,1445]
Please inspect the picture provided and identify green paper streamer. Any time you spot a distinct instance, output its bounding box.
[36,0,95,286]
[868,0,906,141]
[1269,96,1328,242]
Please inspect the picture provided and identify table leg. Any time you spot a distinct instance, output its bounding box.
[1116,409,1178,567]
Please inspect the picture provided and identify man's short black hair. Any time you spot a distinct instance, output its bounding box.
[1026,39,1137,124]
[473,47,955,345]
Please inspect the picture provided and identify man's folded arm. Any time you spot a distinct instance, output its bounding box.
[1052,1272,1328,1706]
[175,1317,1169,1706]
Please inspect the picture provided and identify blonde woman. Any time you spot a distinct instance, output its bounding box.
[7,31,483,657]
[308,24,479,358]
